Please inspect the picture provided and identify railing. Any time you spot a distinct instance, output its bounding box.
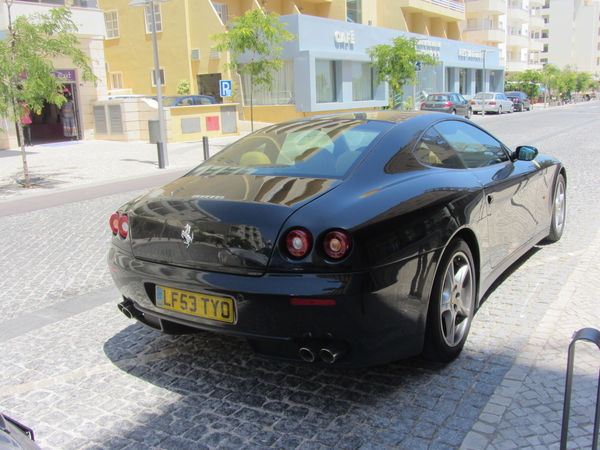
[15,0,98,8]
[424,0,466,13]
[465,26,506,32]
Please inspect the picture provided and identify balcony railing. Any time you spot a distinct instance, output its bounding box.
[425,0,465,13]
[16,0,98,8]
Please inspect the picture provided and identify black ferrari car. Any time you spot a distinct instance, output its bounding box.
[108,111,566,367]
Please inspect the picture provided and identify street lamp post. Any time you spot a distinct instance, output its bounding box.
[129,0,170,168]
[480,49,493,116]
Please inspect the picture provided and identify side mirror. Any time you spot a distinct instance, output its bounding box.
[514,145,539,161]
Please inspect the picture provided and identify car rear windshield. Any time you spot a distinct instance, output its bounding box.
[427,94,449,101]
[474,93,494,99]
[188,119,393,179]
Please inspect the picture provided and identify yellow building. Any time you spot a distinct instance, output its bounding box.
[100,0,465,95]
[99,0,507,123]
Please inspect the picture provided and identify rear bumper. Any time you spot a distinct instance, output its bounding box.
[108,246,437,367]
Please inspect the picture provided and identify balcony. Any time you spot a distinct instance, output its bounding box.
[9,0,105,36]
[399,0,465,20]
[529,14,544,28]
[529,40,543,51]
[465,0,506,14]
[507,6,529,23]
[463,27,506,43]
[507,58,528,72]
[302,0,332,3]
[507,33,529,48]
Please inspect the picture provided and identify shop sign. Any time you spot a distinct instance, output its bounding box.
[334,31,355,49]
[52,69,77,82]
[458,49,483,61]
[417,40,441,59]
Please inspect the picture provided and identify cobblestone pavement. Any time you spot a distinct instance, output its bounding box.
[1,104,599,450]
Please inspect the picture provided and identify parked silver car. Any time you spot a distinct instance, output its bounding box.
[469,92,514,114]
[420,92,472,119]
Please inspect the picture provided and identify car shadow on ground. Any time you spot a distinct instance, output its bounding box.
[101,316,512,449]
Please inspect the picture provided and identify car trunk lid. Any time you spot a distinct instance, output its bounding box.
[128,174,341,275]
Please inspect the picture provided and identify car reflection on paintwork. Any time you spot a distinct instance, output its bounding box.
[108,110,567,368]
[0,413,42,450]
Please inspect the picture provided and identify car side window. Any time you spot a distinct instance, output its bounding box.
[434,121,509,169]
[198,97,212,105]
[414,127,465,169]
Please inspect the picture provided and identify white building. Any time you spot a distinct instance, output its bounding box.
[535,0,600,72]
[0,0,107,149]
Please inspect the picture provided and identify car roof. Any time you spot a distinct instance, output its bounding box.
[287,110,438,125]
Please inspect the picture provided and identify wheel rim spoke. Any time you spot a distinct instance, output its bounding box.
[440,251,473,347]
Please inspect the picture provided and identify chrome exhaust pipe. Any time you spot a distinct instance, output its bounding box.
[118,300,141,319]
[299,340,323,362]
[319,341,349,364]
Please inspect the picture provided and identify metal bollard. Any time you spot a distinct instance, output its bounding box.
[203,136,209,161]
[156,141,166,169]
[560,327,600,450]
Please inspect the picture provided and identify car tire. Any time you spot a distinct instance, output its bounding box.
[466,108,472,119]
[451,109,457,115]
[544,174,566,242]
[422,239,476,362]
[497,106,502,114]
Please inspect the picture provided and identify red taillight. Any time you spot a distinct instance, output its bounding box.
[469,101,475,105]
[118,215,129,238]
[110,213,129,238]
[285,228,312,258]
[443,102,453,108]
[323,230,352,259]
[109,213,120,234]
[421,103,426,108]
[489,102,497,105]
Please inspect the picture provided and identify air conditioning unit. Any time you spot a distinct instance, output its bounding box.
[210,48,220,59]
[191,49,200,61]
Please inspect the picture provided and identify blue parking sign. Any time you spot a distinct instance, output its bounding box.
[220,80,232,97]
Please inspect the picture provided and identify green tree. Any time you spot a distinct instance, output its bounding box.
[0,5,98,188]
[211,9,296,131]
[366,37,438,109]
[505,69,542,99]
[177,79,191,95]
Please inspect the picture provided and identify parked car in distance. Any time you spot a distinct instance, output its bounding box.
[505,91,532,112]
[420,92,472,119]
[161,95,217,107]
[108,110,567,368]
[470,92,514,114]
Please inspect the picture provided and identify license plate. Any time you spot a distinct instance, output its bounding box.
[156,285,235,323]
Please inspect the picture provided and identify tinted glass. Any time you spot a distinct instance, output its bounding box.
[427,94,449,101]
[188,119,393,179]
[434,121,509,169]
[414,128,465,169]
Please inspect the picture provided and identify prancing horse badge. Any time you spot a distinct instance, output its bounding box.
[181,224,194,248]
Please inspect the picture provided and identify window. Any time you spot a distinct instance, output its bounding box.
[151,68,165,87]
[352,63,373,101]
[542,29,549,38]
[110,72,123,90]
[543,44,549,52]
[435,121,509,169]
[104,11,119,39]
[414,128,464,169]
[347,0,362,23]
[239,60,294,106]
[541,58,548,63]
[145,3,162,33]
[316,60,337,103]
[543,15,549,23]
[212,2,228,25]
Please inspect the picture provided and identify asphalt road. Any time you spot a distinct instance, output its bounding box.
[1,102,599,450]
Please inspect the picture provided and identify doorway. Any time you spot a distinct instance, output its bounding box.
[197,73,222,103]
[28,83,81,145]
